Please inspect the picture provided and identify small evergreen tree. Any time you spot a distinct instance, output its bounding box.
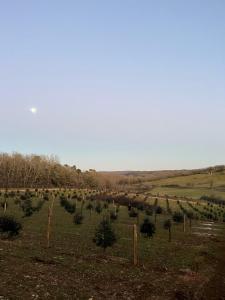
[43,194,49,201]
[129,208,138,218]
[137,203,145,211]
[95,202,102,214]
[21,199,34,217]
[93,219,116,251]
[86,202,93,216]
[60,197,76,214]
[155,206,163,214]
[110,211,118,221]
[73,213,84,225]
[140,218,156,238]
[103,202,109,209]
[187,211,194,229]
[0,215,22,238]
[172,211,183,223]
[145,207,153,216]
[0,202,8,210]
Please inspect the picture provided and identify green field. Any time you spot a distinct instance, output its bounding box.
[0,189,225,299]
[139,170,225,200]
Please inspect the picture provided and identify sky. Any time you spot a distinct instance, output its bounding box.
[0,1,225,171]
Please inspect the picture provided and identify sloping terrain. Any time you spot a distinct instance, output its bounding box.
[137,170,225,200]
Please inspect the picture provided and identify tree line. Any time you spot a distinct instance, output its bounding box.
[0,152,114,189]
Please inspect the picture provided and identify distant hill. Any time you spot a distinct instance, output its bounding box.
[125,165,225,199]
[100,165,225,182]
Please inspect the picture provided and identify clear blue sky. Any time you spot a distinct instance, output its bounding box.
[0,1,225,170]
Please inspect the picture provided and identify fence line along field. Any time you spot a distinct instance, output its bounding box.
[0,187,225,299]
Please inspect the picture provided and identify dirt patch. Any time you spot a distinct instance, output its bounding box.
[200,240,225,300]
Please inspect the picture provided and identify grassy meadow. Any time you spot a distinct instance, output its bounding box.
[0,187,225,299]
[139,170,225,200]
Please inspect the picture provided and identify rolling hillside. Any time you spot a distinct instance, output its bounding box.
[137,168,225,200]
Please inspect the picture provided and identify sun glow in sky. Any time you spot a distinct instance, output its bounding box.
[30,107,37,114]
[1,1,225,170]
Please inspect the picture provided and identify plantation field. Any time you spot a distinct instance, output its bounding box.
[140,170,225,200]
[0,189,225,299]
[150,171,225,188]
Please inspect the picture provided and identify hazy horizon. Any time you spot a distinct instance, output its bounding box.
[1,1,225,171]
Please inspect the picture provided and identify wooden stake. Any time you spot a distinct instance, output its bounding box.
[46,195,55,248]
[169,227,171,242]
[133,224,138,266]
[3,201,7,214]
[81,201,84,215]
[154,212,157,224]
[183,214,186,233]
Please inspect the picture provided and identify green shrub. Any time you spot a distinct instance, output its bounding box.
[21,199,34,217]
[145,207,153,216]
[60,197,76,214]
[73,213,84,225]
[155,206,163,214]
[95,202,102,214]
[86,203,93,210]
[110,211,118,221]
[0,202,8,210]
[140,218,156,238]
[173,211,183,223]
[129,208,138,218]
[93,219,116,250]
[164,219,172,230]
[43,195,49,201]
[103,202,109,209]
[0,215,22,238]
[137,203,145,211]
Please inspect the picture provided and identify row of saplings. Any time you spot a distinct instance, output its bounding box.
[0,189,99,239]
[0,199,192,256]
[0,191,47,238]
[0,190,49,217]
[53,193,194,248]
[59,193,195,249]
[59,194,119,225]
[0,212,188,250]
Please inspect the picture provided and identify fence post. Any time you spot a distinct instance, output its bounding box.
[133,224,138,266]
[3,201,7,214]
[183,214,186,233]
[47,195,55,248]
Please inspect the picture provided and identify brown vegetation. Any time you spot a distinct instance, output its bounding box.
[0,153,114,189]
